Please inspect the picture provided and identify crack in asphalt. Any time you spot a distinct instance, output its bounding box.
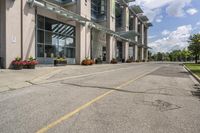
[60,82,175,97]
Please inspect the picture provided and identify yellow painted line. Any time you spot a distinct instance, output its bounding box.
[36,67,160,133]
[36,90,114,133]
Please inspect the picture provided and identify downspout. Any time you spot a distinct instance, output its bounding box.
[21,0,23,59]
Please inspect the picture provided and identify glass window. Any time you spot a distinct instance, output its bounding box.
[58,37,66,47]
[65,37,75,47]
[45,31,58,45]
[64,47,75,58]
[64,27,75,37]
[37,44,44,57]
[37,30,44,43]
[45,45,56,58]
[57,46,64,57]
[45,18,59,32]
[37,16,44,29]
[37,15,76,59]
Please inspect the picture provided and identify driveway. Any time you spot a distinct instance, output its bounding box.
[0,63,200,133]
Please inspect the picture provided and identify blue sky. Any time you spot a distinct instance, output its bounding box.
[130,0,200,53]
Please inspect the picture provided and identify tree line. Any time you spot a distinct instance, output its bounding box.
[150,33,200,63]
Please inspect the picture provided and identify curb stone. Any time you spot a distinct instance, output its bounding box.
[183,64,200,83]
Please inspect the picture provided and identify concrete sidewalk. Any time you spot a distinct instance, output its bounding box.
[0,66,66,92]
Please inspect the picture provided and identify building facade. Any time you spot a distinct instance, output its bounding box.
[0,0,152,68]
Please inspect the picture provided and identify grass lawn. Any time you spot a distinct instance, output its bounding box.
[184,63,200,78]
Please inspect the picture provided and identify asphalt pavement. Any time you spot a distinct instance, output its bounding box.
[0,62,200,133]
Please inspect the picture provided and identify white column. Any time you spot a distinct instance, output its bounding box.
[122,6,129,61]
[146,49,148,61]
[106,35,115,62]
[141,47,144,60]
[123,42,129,61]
[141,23,144,45]
[106,0,116,63]
[76,0,91,64]
[134,17,138,42]
[134,45,138,61]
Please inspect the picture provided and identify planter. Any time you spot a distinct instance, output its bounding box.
[54,60,67,66]
[126,59,132,63]
[13,64,23,70]
[82,59,94,65]
[111,59,118,64]
[95,58,103,64]
[28,64,36,69]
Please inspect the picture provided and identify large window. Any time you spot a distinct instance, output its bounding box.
[37,15,75,58]
[91,0,106,21]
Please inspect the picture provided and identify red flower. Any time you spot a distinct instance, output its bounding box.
[29,60,38,65]
[12,61,25,65]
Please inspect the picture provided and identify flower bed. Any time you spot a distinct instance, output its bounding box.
[95,58,103,64]
[12,56,38,70]
[111,58,118,64]
[12,58,24,70]
[126,58,133,63]
[54,58,67,66]
[82,58,94,65]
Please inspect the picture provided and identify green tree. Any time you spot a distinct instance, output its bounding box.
[157,52,163,61]
[188,34,200,64]
[181,49,191,61]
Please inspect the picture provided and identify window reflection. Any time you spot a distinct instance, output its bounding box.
[37,15,75,59]
[37,44,44,57]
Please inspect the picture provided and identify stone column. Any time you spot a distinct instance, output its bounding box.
[106,0,116,63]
[134,45,138,61]
[138,23,145,61]
[122,6,129,61]
[133,16,138,42]
[145,48,148,61]
[133,16,138,61]
[141,23,144,45]
[76,0,91,64]
[144,27,148,46]
[141,47,144,61]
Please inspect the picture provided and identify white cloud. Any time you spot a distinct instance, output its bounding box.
[196,21,200,26]
[148,35,156,39]
[162,30,170,36]
[149,25,192,53]
[155,15,163,23]
[186,8,198,15]
[129,0,192,22]
[156,19,162,23]
[166,0,191,17]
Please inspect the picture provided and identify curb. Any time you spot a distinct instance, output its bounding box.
[183,64,200,83]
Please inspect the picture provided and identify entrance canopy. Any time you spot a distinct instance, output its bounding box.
[117,30,140,39]
[27,0,138,44]
[130,5,143,14]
